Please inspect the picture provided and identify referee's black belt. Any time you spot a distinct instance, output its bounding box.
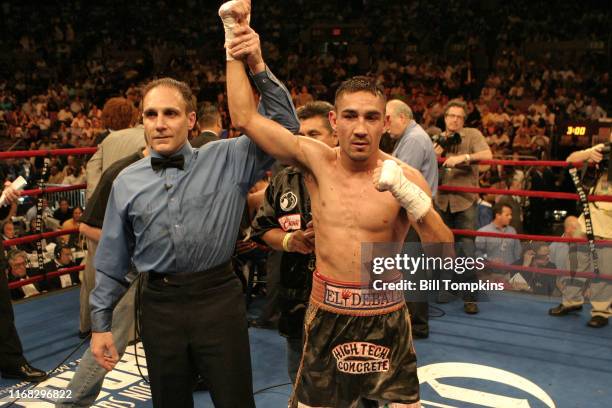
[148,261,233,287]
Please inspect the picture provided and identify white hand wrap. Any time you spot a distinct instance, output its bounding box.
[218,1,250,61]
[378,160,432,220]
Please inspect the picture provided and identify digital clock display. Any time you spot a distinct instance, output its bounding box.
[566,126,587,136]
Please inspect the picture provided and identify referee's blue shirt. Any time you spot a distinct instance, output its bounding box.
[91,68,299,332]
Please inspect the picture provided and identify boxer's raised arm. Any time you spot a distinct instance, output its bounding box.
[221,1,330,168]
[227,59,322,168]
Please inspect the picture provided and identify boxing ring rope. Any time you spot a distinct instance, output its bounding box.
[452,228,612,244]
[438,185,612,202]
[2,147,95,294]
[21,184,87,197]
[0,147,97,159]
[7,265,85,290]
[2,149,610,293]
[436,156,590,168]
[3,228,79,247]
[434,155,612,291]
[485,261,612,281]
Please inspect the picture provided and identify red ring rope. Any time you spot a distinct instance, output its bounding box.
[452,228,612,244]
[22,184,87,197]
[0,147,97,159]
[485,261,612,281]
[437,185,612,202]
[3,148,611,293]
[7,265,85,290]
[436,157,590,168]
[3,228,79,247]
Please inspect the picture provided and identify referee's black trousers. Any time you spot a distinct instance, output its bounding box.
[141,263,255,408]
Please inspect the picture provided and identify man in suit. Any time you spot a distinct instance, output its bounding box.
[191,103,221,148]
[85,97,144,199]
[81,97,145,338]
[45,245,79,291]
[7,250,46,300]
[1,189,47,382]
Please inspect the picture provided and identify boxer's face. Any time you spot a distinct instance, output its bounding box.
[330,91,387,162]
[142,86,196,156]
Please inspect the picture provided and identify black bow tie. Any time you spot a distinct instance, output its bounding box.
[151,155,185,171]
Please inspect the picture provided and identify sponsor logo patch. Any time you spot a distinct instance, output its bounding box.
[323,282,403,310]
[280,191,298,211]
[279,214,301,231]
[332,342,391,374]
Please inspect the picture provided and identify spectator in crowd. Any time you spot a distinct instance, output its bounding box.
[387,98,438,338]
[85,97,143,199]
[295,85,314,107]
[584,98,607,120]
[530,129,550,159]
[434,99,492,314]
[476,202,522,264]
[0,246,47,382]
[493,169,525,234]
[61,164,86,185]
[511,126,532,155]
[2,220,16,241]
[47,165,64,184]
[1,219,25,252]
[94,97,139,145]
[79,97,144,339]
[52,199,73,224]
[45,244,79,291]
[549,215,580,270]
[7,250,42,300]
[548,143,612,328]
[513,242,556,295]
[60,206,83,248]
[25,197,53,228]
[191,103,221,148]
[387,99,439,194]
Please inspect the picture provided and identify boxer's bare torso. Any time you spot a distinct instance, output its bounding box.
[302,148,428,282]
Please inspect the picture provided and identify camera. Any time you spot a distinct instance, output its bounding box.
[431,132,461,152]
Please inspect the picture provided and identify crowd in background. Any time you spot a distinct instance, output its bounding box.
[1,0,610,299]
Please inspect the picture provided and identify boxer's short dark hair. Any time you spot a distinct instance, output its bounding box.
[334,76,385,108]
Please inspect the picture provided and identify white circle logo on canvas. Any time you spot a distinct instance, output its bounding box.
[280,191,298,211]
[418,362,555,408]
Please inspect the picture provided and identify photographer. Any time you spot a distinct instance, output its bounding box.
[434,99,492,314]
[549,142,612,328]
